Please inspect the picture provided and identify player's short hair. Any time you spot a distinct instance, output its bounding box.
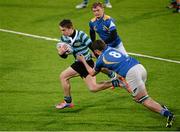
[59,19,73,29]
[92,40,106,51]
[91,2,104,9]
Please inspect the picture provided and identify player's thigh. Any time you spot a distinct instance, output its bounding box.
[115,42,128,56]
[133,85,148,102]
[60,66,79,79]
[126,64,147,96]
[71,60,94,78]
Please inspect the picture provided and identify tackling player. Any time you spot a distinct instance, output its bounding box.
[77,40,175,128]
[89,2,128,56]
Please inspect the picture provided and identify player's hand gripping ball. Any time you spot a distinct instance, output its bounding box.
[57,42,73,55]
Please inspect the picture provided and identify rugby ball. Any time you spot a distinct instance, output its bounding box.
[57,42,73,55]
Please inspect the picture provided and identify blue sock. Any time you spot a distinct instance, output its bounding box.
[64,96,72,103]
[160,109,172,117]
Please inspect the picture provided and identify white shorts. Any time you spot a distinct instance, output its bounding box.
[125,64,147,96]
[115,42,128,56]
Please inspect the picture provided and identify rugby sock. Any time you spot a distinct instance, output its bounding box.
[64,96,72,103]
[160,109,172,117]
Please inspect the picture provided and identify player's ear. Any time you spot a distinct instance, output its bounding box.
[94,50,101,56]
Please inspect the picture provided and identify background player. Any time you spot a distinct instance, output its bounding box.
[89,2,128,56]
[77,40,175,128]
[167,0,180,13]
[76,0,112,9]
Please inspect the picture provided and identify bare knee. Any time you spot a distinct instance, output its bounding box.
[133,95,149,104]
[60,72,68,81]
[88,84,98,93]
[132,88,148,103]
[83,75,100,93]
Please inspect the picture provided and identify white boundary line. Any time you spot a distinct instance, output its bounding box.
[0,28,180,64]
[128,52,180,64]
[0,28,59,42]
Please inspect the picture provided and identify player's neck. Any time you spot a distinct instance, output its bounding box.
[96,14,104,20]
[69,30,76,38]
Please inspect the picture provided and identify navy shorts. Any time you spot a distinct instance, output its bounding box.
[71,59,94,78]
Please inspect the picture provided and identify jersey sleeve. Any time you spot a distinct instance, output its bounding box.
[89,21,96,42]
[89,21,94,31]
[80,31,92,46]
[107,18,117,31]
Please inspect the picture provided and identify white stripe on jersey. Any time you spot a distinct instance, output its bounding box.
[109,21,116,28]
[60,30,92,60]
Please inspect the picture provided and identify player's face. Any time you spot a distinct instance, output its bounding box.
[59,26,73,36]
[92,6,104,19]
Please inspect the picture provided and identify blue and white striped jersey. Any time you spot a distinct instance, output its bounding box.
[57,30,92,61]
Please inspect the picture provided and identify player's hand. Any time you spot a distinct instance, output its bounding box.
[111,76,129,89]
[57,45,68,55]
[111,78,120,87]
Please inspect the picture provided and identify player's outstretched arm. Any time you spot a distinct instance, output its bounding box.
[77,55,97,76]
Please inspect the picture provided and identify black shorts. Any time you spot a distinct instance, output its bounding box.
[71,59,94,78]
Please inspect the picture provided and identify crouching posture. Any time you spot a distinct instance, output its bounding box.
[77,40,175,128]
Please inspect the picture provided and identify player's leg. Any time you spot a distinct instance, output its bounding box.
[83,74,112,92]
[104,0,112,8]
[56,66,79,109]
[126,64,175,127]
[115,42,128,57]
[75,59,113,92]
[60,66,79,97]
[135,89,175,128]
[134,88,163,113]
[76,0,88,9]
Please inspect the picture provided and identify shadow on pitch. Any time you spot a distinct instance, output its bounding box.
[54,104,96,113]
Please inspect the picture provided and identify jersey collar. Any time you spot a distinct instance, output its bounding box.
[96,14,105,21]
[66,30,78,45]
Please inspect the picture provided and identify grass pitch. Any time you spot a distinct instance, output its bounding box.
[0,0,180,131]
